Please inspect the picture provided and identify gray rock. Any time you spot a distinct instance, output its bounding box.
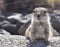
[50,14,60,33]
[1,20,11,25]
[7,13,23,23]
[48,36,60,47]
[51,27,60,36]
[0,35,29,47]
[0,35,59,47]
[0,15,5,21]
[0,29,11,35]
[7,13,32,23]
[0,20,11,28]
[2,24,18,35]
[53,10,60,15]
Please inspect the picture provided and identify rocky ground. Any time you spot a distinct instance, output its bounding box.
[0,35,59,47]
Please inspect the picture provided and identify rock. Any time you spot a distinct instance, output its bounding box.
[7,13,24,27]
[53,10,60,15]
[0,20,11,28]
[7,13,32,30]
[1,20,11,25]
[2,24,18,35]
[48,36,60,47]
[7,13,32,23]
[0,15,5,21]
[51,27,60,36]
[7,13,23,20]
[7,13,24,29]
[50,14,60,33]
[0,22,3,28]
[0,35,29,47]
[7,13,23,23]
[0,29,11,35]
[0,35,59,47]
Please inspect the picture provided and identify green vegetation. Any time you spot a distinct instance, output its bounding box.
[47,0,60,7]
[47,0,60,3]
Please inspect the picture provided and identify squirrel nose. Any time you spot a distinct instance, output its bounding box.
[37,14,40,17]
[37,14,40,19]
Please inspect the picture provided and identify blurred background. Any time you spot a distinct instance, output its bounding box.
[0,0,60,15]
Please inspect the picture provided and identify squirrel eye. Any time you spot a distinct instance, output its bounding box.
[33,11,35,13]
[34,9,37,13]
[44,11,47,13]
